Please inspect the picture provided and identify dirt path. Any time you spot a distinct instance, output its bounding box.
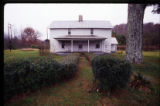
[7,56,113,106]
[6,53,160,106]
[34,56,100,105]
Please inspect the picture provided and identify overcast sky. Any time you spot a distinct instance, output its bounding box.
[4,3,160,40]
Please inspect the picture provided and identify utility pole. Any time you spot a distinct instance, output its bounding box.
[46,26,48,40]
[14,26,16,38]
[45,26,49,49]
[20,26,22,37]
[8,23,13,52]
[8,23,11,52]
[10,24,12,40]
[8,24,10,41]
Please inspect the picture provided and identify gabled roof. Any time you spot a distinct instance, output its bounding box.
[111,37,118,44]
[50,20,113,29]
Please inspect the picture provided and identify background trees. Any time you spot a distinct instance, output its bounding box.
[113,23,160,48]
[143,23,160,47]
[21,27,42,47]
[4,27,43,50]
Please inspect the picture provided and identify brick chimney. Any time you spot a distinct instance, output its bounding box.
[79,15,83,22]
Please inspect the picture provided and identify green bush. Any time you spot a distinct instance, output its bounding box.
[91,55,132,92]
[60,53,80,79]
[4,54,80,102]
[31,45,39,48]
[115,34,126,45]
[4,57,63,102]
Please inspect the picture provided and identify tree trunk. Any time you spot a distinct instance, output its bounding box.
[126,4,146,64]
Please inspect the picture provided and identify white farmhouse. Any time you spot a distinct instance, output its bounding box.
[49,15,118,54]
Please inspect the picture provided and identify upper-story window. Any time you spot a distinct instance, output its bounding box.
[91,28,94,34]
[68,28,71,35]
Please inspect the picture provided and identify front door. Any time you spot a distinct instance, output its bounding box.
[78,44,83,51]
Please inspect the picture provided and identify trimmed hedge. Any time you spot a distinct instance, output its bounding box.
[4,54,80,102]
[91,55,132,92]
[60,53,80,79]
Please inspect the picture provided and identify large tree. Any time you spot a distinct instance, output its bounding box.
[21,27,41,47]
[125,4,147,64]
[126,4,160,64]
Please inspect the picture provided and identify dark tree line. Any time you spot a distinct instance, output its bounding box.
[113,23,160,47]
[4,35,26,49]
[143,23,160,47]
[4,27,47,50]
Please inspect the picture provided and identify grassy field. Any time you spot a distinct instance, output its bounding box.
[4,49,64,62]
[112,50,160,105]
[4,50,160,106]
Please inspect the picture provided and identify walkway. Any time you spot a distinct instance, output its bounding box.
[7,56,112,106]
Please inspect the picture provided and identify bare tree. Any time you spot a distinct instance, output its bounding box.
[21,27,41,47]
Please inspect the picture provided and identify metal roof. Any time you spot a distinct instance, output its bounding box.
[50,20,113,29]
[111,37,118,44]
[54,35,107,40]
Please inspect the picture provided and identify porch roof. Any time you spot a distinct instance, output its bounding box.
[54,35,107,40]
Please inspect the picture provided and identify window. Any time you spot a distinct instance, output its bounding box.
[68,29,71,35]
[91,28,93,34]
[79,44,82,49]
[96,43,100,48]
[62,42,65,48]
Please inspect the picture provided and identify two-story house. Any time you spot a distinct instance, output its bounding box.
[49,15,118,54]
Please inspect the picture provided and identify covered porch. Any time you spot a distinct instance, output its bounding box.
[54,36,107,53]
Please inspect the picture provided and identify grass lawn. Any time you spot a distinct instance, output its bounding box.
[4,49,64,62]
[4,50,160,106]
[112,50,160,105]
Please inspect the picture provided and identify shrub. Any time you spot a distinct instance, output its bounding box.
[129,73,152,92]
[31,45,39,48]
[4,53,80,102]
[115,34,126,45]
[91,55,132,92]
[39,46,50,56]
[4,57,63,102]
[60,53,80,79]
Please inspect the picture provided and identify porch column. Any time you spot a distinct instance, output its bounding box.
[71,40,73,52]
[88,40,90,53]
[101,40,103,52]
[102,40,104,52]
